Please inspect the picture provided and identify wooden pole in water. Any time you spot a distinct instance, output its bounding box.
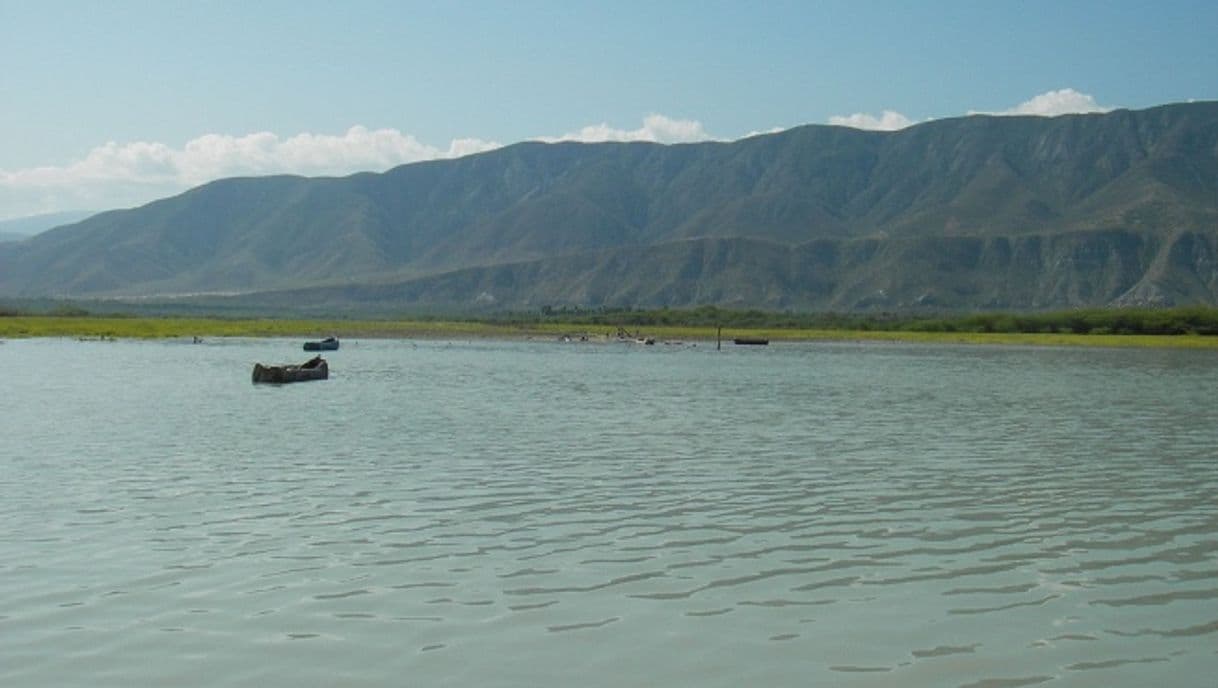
[717,325,721,351]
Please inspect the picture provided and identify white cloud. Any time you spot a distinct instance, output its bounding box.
[0,127,502,219]
[1,117,720,219]
[970,88,1113,117]
[536,114,715,144]
[2,126,500,191]
[827,89,1115,132]
[0,95,1120,219]
[827,110,914,131]
[0,116,720,218]
[741,126,789,139]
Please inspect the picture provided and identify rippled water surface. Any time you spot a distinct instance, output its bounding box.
[3,337,1217,687]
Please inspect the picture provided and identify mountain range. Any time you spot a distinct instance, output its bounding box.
[2,101,1216,313]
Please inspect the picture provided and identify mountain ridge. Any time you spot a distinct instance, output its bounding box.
[1,101,1216,312]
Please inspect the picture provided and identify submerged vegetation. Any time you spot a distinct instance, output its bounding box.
[4,303,1218,348]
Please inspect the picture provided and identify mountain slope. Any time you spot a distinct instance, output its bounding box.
[199,228,1211,315]
[1,102,1216,310]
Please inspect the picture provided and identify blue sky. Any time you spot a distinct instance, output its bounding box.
[2,0,1216,221]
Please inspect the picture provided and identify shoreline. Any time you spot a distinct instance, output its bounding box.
[4,315,1218,349]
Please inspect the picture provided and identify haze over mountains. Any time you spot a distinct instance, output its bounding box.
[2,102,1216,313]
[0,211,95,244]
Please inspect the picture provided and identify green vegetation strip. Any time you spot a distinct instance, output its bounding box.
[4,313,1218,349]
[0,316,531,340]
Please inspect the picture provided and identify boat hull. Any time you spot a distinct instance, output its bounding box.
[303,338,339,351]
[252,357,329,383]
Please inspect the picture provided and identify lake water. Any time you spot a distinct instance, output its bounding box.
[3,336,1217,687]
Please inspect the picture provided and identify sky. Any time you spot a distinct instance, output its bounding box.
[2,0,1216,222]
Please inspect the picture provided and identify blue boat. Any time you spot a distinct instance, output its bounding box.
[303,336,339,351]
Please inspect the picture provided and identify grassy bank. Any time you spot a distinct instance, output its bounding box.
[5,314,1218,349]
[0,316,536,340]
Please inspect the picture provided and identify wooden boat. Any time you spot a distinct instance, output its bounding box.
[252,356,329,383]
[303,336,339,351]
[733,337,769,346]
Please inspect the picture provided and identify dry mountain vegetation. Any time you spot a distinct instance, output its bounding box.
[1,102,1215,315]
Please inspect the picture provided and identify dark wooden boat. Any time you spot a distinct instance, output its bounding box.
[733,337,770,346]
[252,356,329,383]
[303,336,339,351]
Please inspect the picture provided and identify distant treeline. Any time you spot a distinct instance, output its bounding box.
[528,305,1218,335]
[0,302,93,318]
